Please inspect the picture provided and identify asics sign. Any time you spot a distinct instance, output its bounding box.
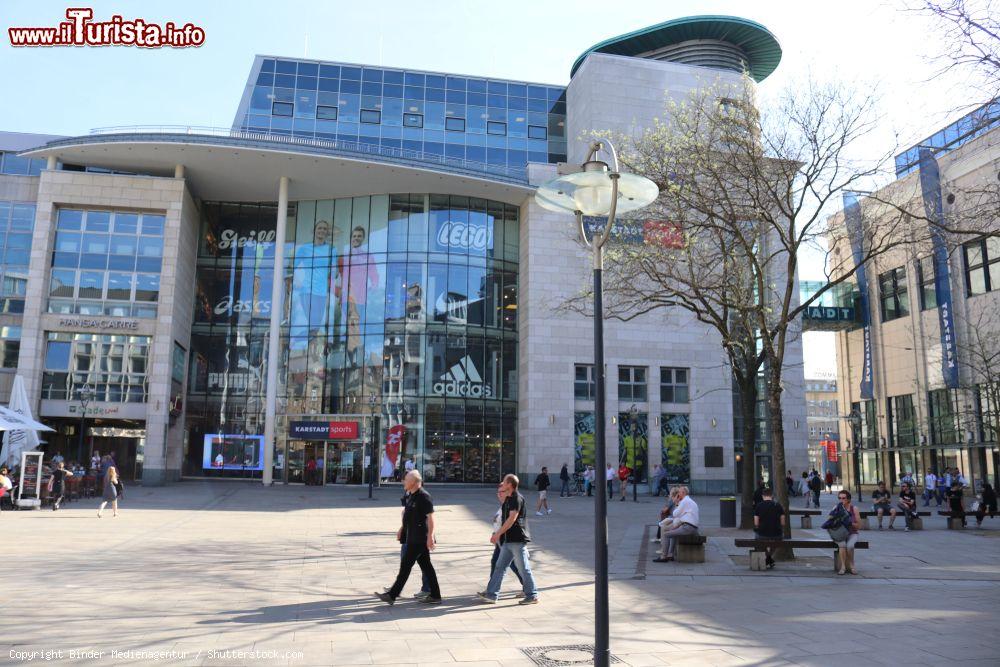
[435,221,493,252]
[433,355,494,398]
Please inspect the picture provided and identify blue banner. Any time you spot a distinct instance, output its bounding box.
[843,192,874,399]
[918,149,960,389]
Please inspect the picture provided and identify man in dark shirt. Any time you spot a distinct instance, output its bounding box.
[871,481,896,529]
[376,471,441,605]
[558,464,571,497]
[50,460,74,511]
[753,487,785,569]
[947,482,966,527]
[534,467,551,516]
[895,483,918,531]
[478,474,539,604]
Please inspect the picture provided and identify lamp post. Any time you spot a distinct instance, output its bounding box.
[847,408,863,501]
[629,404,639,502]
[536,140,658,667]
[76,384,93,463]
[368,393,378,500]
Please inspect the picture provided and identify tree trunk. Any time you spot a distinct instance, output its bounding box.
[738,376,759,529]
[768,364,795,560]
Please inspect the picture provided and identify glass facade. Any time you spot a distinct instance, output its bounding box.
[41,332,151,402]
[48,209,165,318]
[0,201,35,314]
[236,58,568,175]
[186,194,518,482]
[895,100,1000,176]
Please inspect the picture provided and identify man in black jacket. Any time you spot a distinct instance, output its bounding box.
[558,463,571,497]
[534,467,551,516]
[375,470,441,605]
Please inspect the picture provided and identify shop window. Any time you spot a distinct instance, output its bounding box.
[618,366,647,401]
[575,364,595,400]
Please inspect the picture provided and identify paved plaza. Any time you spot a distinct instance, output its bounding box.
[5,481,1000,666]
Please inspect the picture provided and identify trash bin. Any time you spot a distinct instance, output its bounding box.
[719,496,737,527]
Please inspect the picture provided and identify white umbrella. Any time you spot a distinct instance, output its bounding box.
[0,376,53,467]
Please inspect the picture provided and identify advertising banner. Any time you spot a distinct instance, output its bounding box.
[843,192,875,399]
[288,420,360,440]
[17,451,44,508]
[918,148,960,389]
[202,434,264,470]
[661,413,691,484]
[383,424,405,478]
[824,439,840,462]
[574,412,595,471]
[583,217,684,248]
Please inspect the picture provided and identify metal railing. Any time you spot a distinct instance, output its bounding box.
[87,125,529,182]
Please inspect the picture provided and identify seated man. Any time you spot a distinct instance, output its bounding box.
[653,487,680,543]
[654,486,698,563]
[753,486,785,569]
[871,481,896,530]
[894,482,917,530]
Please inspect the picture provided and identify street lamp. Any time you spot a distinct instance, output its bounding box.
[368,393,379,500]
[536,140,658,667]
[847,408,863,501]
[76,384,94,463]
[629,404,640,502]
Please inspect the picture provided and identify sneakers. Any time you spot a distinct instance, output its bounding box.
[374,591,395,605]
[904,527,910,531]
[476,591,497,604]
[650,538,661,543]
[888,525,895,530]
[413,590,431,599]
[514,591,526,598]
[535,511,544,516]
[518,596,539,605]
[418,596,442,605]
[652,556,673,563]
[546,509,552,514]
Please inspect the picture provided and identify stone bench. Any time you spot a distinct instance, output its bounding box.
[676,534,707,563]
[858,509,930,530]
[735,538,870,572]
[938,510,979,529]
[788,508,821,528]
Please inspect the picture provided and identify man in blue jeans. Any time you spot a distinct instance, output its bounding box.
[477,474,539,605]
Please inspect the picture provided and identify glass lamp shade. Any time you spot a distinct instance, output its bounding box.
[536,170,658,216]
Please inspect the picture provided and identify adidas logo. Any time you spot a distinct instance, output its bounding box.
[432,355,494,398]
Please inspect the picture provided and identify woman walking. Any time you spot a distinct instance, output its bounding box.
[824,490,861,576]
[97,466,121,518]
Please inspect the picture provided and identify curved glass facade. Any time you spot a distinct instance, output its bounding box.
[184,194,518,483]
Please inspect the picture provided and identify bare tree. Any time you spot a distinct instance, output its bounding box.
[583,75,930,546]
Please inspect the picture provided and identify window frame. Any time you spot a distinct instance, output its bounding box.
[916,256,937,310]
[659,366,690,403]
[316,105,339,121]
[403,113,423,128]
[878,266,910,322]
[963,236,1000,296]
[527,125,547,140]
[360,109,381,125]
[271,101,294,117]
[445,117,466,132]
[574,364,596,401]
[486,121,507,136]
[617,365,648,402]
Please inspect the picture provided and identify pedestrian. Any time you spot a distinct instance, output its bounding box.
[753,486,785,569]
[752,482,767,507]
[785,470,795,497]
[947,481,966,527]
[824,470,834,493]
[936,472,950,507]
[896,482,918,530]
[584,465,594,496]
[50,460,74,511]
[558,463,571,497]
[800,472,811,507]
[809,471,823,508]
[305,457,317,485]
[534,466,551,516]
[824,490,861,575]
[975,482,997,527]
[0,466,12,510]
[955,469,968,488]
[489,484,523,595]
[924,470,938,507]
[605,463,614,499]
[97,466,121,518]
[653,486,699,563]
[617,463,631,501]
[871,481,895,530]
[477,474,539,605]
[397,480,431,600]
[899,470,915,488]
[375,470,441,605]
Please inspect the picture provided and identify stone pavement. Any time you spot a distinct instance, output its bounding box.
[4,481,999,666]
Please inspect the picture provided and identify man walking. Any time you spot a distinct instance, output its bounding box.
[558,463,571,497]
[752,486,785,569]
[809,471,823,508]
[654,485,699,563]
[605,463,615,500]
[375,470,441,605]
[534,467,551,516]
[478,474,539,604]
[924,470,938,506]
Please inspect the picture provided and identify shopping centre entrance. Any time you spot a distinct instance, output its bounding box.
[279,416,377,485]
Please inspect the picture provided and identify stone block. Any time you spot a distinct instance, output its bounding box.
[676,539,705,563]
[799,515,813,529]
[750,550,767,571]
[908,516,923,530]
[948,517,965,530]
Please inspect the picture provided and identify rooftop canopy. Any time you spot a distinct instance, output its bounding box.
[570,15,782,82]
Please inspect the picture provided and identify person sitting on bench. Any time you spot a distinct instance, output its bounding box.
[871,481,896,530]
[976,483,997,527]
[654,486,698,563]
[947,481,966,527]
[895,482,918,530]
[753,486,785,569]
[653,486,680,543]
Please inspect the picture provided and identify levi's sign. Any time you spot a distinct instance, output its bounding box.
[289,420,360,440]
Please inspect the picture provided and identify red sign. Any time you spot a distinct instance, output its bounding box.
[823,440,839,462]
[643,220,685,249]
[289,420,360,440]
[327,422,359,440]
[385,424,406,467]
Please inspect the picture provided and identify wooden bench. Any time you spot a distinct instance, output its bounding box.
[858,509,930,530]
[676,534,707,563]
[787,508,821,528]
[735,538,870,571]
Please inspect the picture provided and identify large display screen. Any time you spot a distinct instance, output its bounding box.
[202,434,264,470]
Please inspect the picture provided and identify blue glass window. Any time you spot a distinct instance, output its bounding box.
[528,125,547,140]
[403,113,423,128]
[272,102,293,117]
[445,117,466,132]
[488,81,507,95]
[275,74,296,89]
[384,70,404,85]
[260,59,276,73]
[317,105,338,120]
[384,84,404,98]
[363,68,383,82]
[340,79,361,94]
[426,88,446,102]
[404,72,425,86]
[275,60,297,74]
[319,64,340,78]
[298,62,318,77]
[487,122,507,136]
[342,66,362,80]
[318,78,339,93]
[362,82,382,96]
[468,79,487,93]
[256,72,274,86]
[426,74,446,89]
[360,109,381,124]
[297,76,317,90]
